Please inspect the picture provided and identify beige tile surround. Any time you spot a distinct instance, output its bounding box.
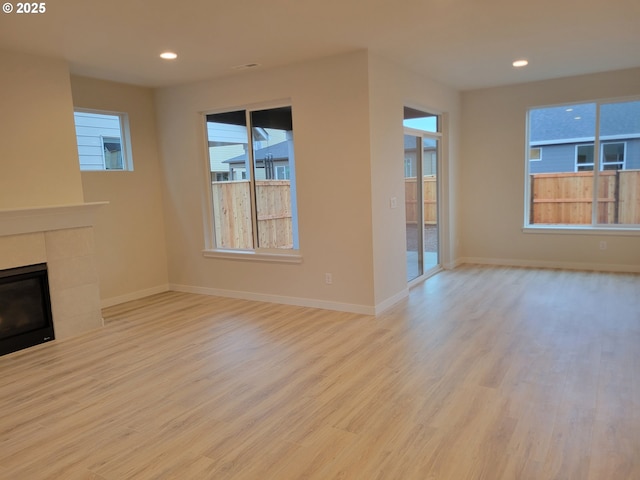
[0,204,104,340]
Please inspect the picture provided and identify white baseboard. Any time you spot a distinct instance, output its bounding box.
[374,288,409,315]
[101,284,170,308]
[458,257,640,274]
[169,283,377,315]
[443,258,464,270]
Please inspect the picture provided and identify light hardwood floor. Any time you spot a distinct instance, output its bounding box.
[1,265,639,479]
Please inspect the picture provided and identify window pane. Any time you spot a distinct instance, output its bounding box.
[74,111,130,171]
[597,100,640,224]
[403,107,438,132]
[206,111,253,249]
[206,107,298,251]
[423,137,438,273]
[250,107,296,249]
[404,134,421,281]
[576,144,594,171]
[103,137,123,169]
[528,103,596,224]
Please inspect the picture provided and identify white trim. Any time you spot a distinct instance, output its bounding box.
[202,249,303,264]
[374,288,409,315]
[0,202,108,237]
[404,126,443,138]
[530,133,640,147]
[101,284,170,308]
[458,257,640,274]
[170,283,376,315]
[443,258,464,269]
[523,225,640,235]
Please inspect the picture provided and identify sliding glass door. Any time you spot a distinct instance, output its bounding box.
[404,134,422,281]
[403,108,441,282]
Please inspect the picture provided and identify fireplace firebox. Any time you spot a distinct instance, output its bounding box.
[0,263,54,356]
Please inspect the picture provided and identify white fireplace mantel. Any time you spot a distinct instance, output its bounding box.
[0,202,108,237]
[0,201,108,342]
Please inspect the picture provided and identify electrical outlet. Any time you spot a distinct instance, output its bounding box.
[325,273,333,285]
[599,241,607,250]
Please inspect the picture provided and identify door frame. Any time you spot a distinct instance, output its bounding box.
[404,126,443,285]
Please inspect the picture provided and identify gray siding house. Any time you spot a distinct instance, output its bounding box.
[529,101,640,174]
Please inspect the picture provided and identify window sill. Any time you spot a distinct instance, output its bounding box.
[202,249,303,264]
[523,225,640,236]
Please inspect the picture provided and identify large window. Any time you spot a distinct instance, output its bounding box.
[73,110,132,171]
[205,105,298,251]
[527,99,640,227]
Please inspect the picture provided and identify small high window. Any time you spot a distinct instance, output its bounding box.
[73,110,132,171]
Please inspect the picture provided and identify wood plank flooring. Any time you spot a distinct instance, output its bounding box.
[0,265,639,479]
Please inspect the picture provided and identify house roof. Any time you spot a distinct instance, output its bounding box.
[225,141,290,165]
[530,101,640,144]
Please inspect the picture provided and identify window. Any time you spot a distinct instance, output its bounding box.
[529,147,541,161]
[403,106,438,132]
[275,165,290,180]
[205,105,298,251]
[73,110,132,171]
[575,142,626,171]
[576,144,594,171]
[527,99,640,227]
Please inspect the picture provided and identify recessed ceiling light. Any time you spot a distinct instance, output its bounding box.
[160,52,178,60]
[512,59,529,68]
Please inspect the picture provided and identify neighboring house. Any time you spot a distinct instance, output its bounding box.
[206,120,291,181]
[206,122,269,181]
[529,102,640,173]
[403,135,437,177]
[74,112,124,170]
[225,139,293,181]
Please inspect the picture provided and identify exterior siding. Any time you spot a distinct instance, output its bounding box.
[530,138,640,173]
[74,112,122,170]
[530,144,576,173]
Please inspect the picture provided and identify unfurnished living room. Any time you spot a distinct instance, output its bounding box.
[0,1,639,479]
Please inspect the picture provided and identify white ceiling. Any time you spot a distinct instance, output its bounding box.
[1,0,639,90]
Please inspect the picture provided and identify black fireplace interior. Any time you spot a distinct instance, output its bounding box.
[0,263,54,356]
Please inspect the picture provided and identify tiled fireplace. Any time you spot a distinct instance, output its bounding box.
[0,203,105,345]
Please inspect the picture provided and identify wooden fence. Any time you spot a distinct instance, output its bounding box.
[530,170,640,224]
[405,176,437,224]
[211,180,292,249]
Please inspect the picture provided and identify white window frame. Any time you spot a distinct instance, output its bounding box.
[524,96,640,233]
[601,142,626,170]
[74,108,133,171]
[201,100,302,263]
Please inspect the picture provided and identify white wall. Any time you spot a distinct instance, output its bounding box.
[70,76,170,305]
[460,67,640,271]
[155,51,376,312]
[367,54,462,307]
[0,49,84,209]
